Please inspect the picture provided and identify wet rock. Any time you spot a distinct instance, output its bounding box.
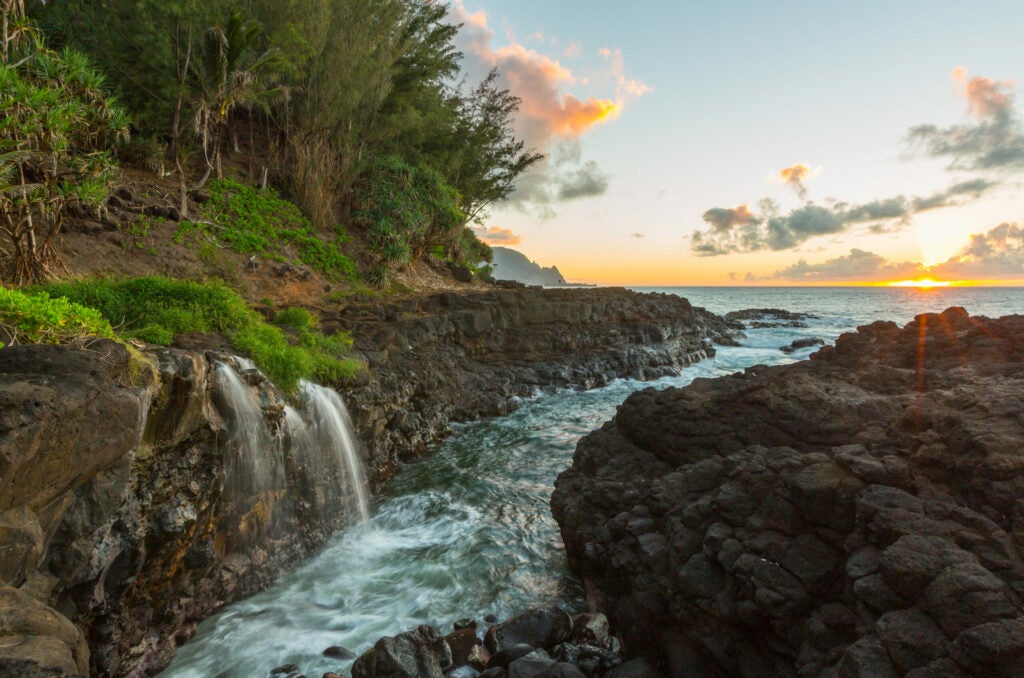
[468,644,491,671]
[569,613,610,648]
[487,644,537,670]
[507,648,586,678]
[446,627,482,669]
[454,618,478,631]
[600,657,665,677]
[323,645,356,660]
[271,664,300,675]
[351,624,452,678]
[484,606,573,654]
[779,337,824,353]
[552,309,1024,677]
[479,668,508,678]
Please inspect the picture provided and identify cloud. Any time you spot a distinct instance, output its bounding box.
[767,249,925,282]
[908,67,1024,171]
[451,1,645,148]
[690,180,997,256]
[556,160,610,199]
[931,222,1024,279]
[702,204,760,232]
[474,226,523,245]
[450,2,649,216]
[779,163,811,199]
[563,43,581,59]
[630,232,645,239]
[756,222,1024,282]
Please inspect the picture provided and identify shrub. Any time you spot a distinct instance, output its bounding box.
[0,286,115,346]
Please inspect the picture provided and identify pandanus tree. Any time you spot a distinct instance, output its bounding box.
[190,12,278,186]
[0,2,128,283]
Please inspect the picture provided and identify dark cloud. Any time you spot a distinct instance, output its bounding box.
[690,180,996,256]
[557,161,610,199]
[702,204,759,232]
[766,248,924,282]
[908,68,1024,171]
[506,141,612,217]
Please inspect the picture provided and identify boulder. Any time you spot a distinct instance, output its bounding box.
[351,624,452,678]
[484,606,573,654]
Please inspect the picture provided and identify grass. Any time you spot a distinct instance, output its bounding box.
[176,179,357,281]
[30,277,363,392]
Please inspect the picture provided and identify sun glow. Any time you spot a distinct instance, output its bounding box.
[888,278,954,288]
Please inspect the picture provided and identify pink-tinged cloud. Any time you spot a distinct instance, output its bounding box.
[779,163,811,198]
[475,226,523,246]
[953,66,1014,121]
[450,1,647,147]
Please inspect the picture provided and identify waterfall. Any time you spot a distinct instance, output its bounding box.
[299,381,372,523]
[212,360,371,529]
[214,362,285,499]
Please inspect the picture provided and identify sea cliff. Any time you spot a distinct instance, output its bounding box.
[0,286,729,676]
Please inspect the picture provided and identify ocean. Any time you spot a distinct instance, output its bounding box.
[162,286,1024,677]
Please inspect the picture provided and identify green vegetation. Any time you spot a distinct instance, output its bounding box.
[28,0,541,283]
[0,9,129,283]
[31,277,362,391]
[177,178,356,280]
[0,285,115,347]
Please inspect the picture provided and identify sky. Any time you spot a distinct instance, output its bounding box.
[448,0,1024,285]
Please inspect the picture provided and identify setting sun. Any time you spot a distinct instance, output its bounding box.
[888,278,954,288]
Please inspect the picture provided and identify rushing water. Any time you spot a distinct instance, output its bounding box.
[164,287,1024,678]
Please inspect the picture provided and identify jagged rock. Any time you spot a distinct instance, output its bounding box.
[507,648,586,677]
[484,606,573,654]
[552,308,1024,677]
[779,337,824,353]
[351,624,452,678]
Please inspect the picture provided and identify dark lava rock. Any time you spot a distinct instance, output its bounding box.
[446,627,482,669]
[601,658,665,677]
[484,606,574,654]
[507,648,586,677]
[351,625,451,678]
[725,308,817,327]
[779,337,824,353]
[454,618,478,631]
[552,308,1024,677]
[479,668,509,678]
[487,644,537,670]
[323,645,356,660]
[271,664,300,675]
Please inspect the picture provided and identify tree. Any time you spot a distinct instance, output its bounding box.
[0,9,128,283]
[190,11,278,185]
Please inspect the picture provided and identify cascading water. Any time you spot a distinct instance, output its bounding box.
[211,360,371,545]
[213,361,285,500]
[298,381,371,523]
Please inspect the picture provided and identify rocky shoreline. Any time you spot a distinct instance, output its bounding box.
[552,307,1024,677]
[327,287,734,485]
[0,286,730,676]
